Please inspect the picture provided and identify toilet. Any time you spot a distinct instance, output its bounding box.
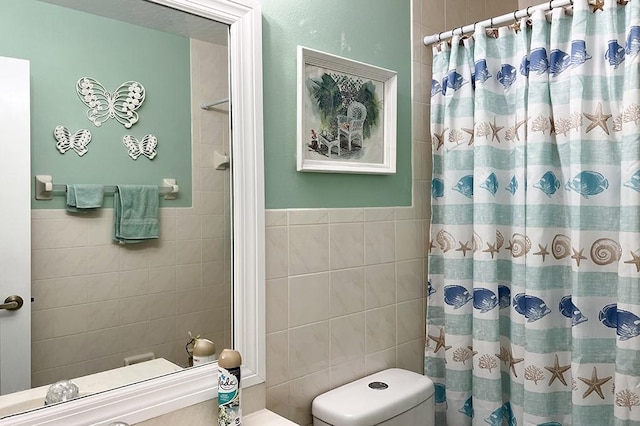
[312,368,435,426]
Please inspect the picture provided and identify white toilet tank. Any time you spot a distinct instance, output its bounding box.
[311,368,435,426]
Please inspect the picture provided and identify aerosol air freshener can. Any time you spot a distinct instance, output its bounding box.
[218,348,242,426]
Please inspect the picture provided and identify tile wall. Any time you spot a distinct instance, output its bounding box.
[262,0,517,425]
[519,0,541,8]
[29,39,232,388]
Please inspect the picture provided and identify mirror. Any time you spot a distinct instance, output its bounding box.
[0,0,264,423]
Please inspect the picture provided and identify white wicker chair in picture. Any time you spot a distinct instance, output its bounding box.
[337,101,367,151]
[318,132,341,156]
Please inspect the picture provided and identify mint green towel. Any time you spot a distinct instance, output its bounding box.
[113,185,159,244]
[66,184,104,213]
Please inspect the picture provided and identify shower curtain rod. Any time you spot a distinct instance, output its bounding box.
[423,0,577,46]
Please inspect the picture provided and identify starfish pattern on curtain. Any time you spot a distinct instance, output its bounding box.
[426,0,640,425]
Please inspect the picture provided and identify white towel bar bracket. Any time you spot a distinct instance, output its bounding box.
[34,175,179,201]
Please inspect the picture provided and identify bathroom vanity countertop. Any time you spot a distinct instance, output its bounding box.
[244,409,298,425]
[0,358,183,418]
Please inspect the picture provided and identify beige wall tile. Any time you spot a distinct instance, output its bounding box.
[396,219,424,261]
[266,210,288,227]
[119,295,150,325]
[466,0,486,24]
[265,226,288,279]
[330,267,365,317]
[486,0,518,17]
[266,331,289,387]
[148,240,177,268]
[397,259,425,302]
[288,225,329,275]
[176,215,202,240]
[364,207,395,222]
[288,322,329,379]
[288,273,329,327]
[175,289,202,315]
[32,247,89,280]
[397,338,426,374]
[266,278,288,333]
[330,313,365,365]
[288,209,328,225]
[365,347,397,375]
[85,245,120,273]
[423,0,446,31]
[85,272,120,302]
[266,383,290,420]
[364,221,396,265]
[32,276,88,310]
[175,264,202,289]
[397,299,425,344]
[31,219,88,249]
[148,292,178,320]
[328,208,364,223]
[88,301,120,331]
[149,266,176,293]
[445,0,466,29]
[175,239,202,265]
[288,370,331,426]
[118,269,149,298]
[365,263,396,309]
[329,358,366,389]
[365,305,397,354]
[202,237,224,263]
[329,223,364,269]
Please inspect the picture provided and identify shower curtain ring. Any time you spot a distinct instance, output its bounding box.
[526,6,532,16]
[549,0,553,10]
[490,17,494,27]
[437,32,442,42]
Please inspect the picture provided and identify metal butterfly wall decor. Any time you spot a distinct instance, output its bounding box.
[54,125,92,156]
[76,77,146,129]
[123,134,158,160]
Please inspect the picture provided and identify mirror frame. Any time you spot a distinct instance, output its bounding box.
[1,0,265,424]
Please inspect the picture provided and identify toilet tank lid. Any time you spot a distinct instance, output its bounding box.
[311,368,434,426]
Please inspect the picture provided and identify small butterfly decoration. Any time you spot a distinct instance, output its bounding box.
[76,77,146,129]
[123,134,158,160]
[54,125,92,156]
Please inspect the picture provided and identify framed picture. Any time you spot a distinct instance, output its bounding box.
[297,46,397,174]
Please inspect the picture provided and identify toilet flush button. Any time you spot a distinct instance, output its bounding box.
[368,381,389,390]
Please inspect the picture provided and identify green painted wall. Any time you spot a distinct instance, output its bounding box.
[262,0,412,209]
[0,0,192,208]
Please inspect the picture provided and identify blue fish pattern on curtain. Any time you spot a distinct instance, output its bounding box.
[426,1,640,425]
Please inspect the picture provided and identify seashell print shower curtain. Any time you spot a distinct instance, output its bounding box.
[426,0,640,425]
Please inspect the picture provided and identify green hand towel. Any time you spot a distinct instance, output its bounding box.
[66,184,104,213]
[113,185,159,244]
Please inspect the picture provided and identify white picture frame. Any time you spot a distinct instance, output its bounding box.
[297,46,397,174]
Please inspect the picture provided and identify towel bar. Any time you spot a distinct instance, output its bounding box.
[34,175,179,201]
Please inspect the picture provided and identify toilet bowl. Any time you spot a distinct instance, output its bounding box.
[312,368,435,426]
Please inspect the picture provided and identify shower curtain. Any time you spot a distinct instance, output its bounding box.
[426,0,640,425]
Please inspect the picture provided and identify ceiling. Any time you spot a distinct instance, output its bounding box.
[40,0,229,46]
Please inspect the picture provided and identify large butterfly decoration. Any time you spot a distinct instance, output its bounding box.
[76,77,146,129]
[54,125,92,156]
[123,134,158,160]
